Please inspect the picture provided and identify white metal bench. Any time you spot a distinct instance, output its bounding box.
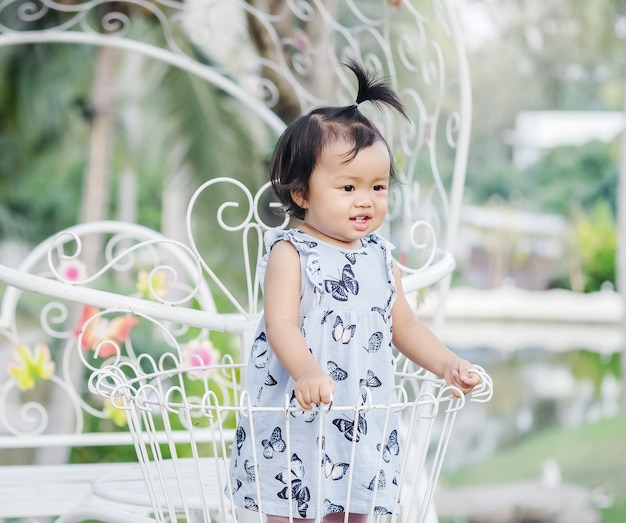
[0,1,492,521]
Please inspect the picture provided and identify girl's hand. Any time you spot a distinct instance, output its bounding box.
[442,358,481,396]
[294,369,336,410]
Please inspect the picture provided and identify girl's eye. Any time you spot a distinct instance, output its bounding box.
[373,185,386,191]
[343,186,355,192]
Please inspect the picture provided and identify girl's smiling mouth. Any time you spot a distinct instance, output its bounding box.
[351,215,372,230]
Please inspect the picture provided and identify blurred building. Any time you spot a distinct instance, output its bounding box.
[456,204,567,289]
[507,110,624,170]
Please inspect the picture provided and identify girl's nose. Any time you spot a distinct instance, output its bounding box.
[356,193,372,207]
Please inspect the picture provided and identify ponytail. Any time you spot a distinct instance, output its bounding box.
[344,59,408,120]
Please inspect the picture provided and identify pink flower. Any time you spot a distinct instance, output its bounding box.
[182,339,220,379]
[57,259,87,282]
[294,30,309,52]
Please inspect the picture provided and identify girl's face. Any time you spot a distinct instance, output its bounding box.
[292,140,390,248]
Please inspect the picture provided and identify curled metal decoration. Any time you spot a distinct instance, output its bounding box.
[185,177,257,317]
[256,76,282,109]
[39,301,73,340]
[90,358,247,423]
[0,392,49,437]
[395,220,439,275]
[0,375,84,437]
[0,0,468,258]
[286,0,315,22]
[446,109,461,148]
[186,177,255,236]
[185,177,291,317]
[47,231,205,307]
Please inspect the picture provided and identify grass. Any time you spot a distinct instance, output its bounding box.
[440,414,626,523]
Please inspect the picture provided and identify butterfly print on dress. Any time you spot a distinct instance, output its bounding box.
[324,499,345,515]
[377,429,400,463]
[293,236,318,249]
[327,360,348,381]
[307,258,322,280]
[342,250,367,265]
[324,264,359,302]
[235,426,246,455]
[332,413,367,442]
[371,306,389,322]
[331,315,356,344]
[365,470,386,491]
[276,453,311,518]
[243,460,256,482]
[244,497,259,511]
[360,370,382,389]
[363,331,383,353]
[289,391,318,422]
[230,478,242,494]
[321,453,349,480]
[386,284,395,309]
[262,427,287,459]
[359,369,382,402]
[321,309,334,324]
[257,373,278,403]
[251,332,269,369]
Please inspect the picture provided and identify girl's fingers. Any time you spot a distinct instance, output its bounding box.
[320,383,334,405]
[296,389,312,410]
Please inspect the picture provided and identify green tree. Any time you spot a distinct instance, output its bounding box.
[527,139,618,215]
[0,38,95,242]
[0,3,266,247]
[572,200,617,292]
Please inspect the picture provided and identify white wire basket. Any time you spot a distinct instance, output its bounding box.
[89,354,492,523]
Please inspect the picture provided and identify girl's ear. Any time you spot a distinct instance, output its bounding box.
[291,188,308,210]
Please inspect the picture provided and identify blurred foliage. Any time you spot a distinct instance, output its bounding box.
[572,200,617,291]
[0,13,268,245]
[524,140,618,292]
[464,160,527,204]
[0,42,94,240]
[527,140,618,216]
[567,349,621,396]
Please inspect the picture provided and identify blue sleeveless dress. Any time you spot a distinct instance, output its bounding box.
[228,229,401,518]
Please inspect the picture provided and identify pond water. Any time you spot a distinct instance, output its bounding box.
[440,347,622,472]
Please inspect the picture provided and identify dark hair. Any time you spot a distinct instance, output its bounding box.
[269,60,408,220]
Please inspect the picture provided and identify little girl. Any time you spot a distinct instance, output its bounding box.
[229,60,479,522]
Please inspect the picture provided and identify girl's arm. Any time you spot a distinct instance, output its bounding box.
[390,261,479,393]
[263,240,336,409]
